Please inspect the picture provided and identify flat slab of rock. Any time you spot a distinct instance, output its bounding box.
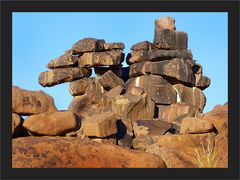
[133,119,173,138]
[12,136,166,168]
[98,70,126,91]
[72,38,105,53]
[129,58,195,85]
[78,50,124,67]
[180,117,215,134]
[12,86,57,115]
[81,111,117,137]
[47,52,79,69]
[39,67,91,87]
[127,49,193,64]
[104,42,125,50]
[173,84,206,112]
[126,75,177,104]
[157,102,199,123]
[23,111,80,136]
[153,29,188,50]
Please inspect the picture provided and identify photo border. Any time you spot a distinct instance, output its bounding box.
[1,0,239,179]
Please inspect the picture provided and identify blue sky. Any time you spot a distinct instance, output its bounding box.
[12,12,228,113]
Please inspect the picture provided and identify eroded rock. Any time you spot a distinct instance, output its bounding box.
[72,38,105,53]
[104,42,125,50]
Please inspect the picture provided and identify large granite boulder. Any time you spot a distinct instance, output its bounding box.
[39,67,91,87]
[23,111,80,136]
[12,137,167,168]
[12,86,57,115]
[129,58,195,85]
[126,75,177,104]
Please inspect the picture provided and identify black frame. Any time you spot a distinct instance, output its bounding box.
[1,0,239,180]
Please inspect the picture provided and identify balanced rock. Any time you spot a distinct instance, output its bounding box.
[98,70,126,91]
[47,51,79,69]
[155,16,176,30]
[127,49,193,64]
[81,111,117,138]
[195,74,211,90]
[104,42,125,50]
[78,50,124,67]
[129,58,195,85]
[130,41,152,51]
[39,67,91,87]
[23,111,80,136]
[180,117,215,134]
[72,38,105,53]
[157,102,199,123]
[173,84,206,112]
[12,86,57,115]
[126,75,177,104]
[153,28,188,50]
[12,137,167,168]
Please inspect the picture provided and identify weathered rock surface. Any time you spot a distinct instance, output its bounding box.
[98,70,126,91]
[153,29,188,50]
[90,135,117,145]
[12,137,167,168]
[81,111,117,137]
[155,16,176,30]
[47,52,79,69]
[72,38,105,53]
[129,58,195,85]
[104,42,125,50]
[157,102,199,123]
[94,65,122,77]
[133,135,154,151]
[127,49,193,64]
[78,50,124,67]
[23,111,80,136]
[130,41,152,51]
[39,67,91,87]
[69,78,95,96]
[195,74,211,90]
[12,86,57,115]
[180,117,215,134]
[112,93,155,122]
[173,84,206,112]
[126,75,177,104]
[12,113,24,138]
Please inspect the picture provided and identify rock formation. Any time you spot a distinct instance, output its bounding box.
[12,16,227,168]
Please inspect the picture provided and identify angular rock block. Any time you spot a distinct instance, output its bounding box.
[153,29,188,50]
[180,117,215,134]
[38,67,91,87]
[72,38,105,53]
[126,75,177,104]
[98,70,126,91]
[133,119,172,138]
[112,93,155,122]
[69,78,95,96]
[81,111,117,137]
[104,42,125,50]
[94,65,122,77]
[78,50,124,67]
[12,86,57,115]
[130,41,152,51]
[127,49,193,64]
[195,74,211,90]
[155,16,176,30]
[157,102,199,123]
[47,52,79,69]
[129,58,195,85]
[12,137,167,168]
[105,85,125,99]
[173,84,206,112]
[23,111,80,136]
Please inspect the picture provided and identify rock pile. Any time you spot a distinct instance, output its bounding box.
[12,16,227,168]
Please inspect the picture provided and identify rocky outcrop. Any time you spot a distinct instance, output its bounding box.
[12,137,167,168]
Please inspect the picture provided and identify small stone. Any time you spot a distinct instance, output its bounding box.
[23,111,80,136]
[12,86,57,116]
[72,38,105,53]
[130,41,152,51]
[180,117,215,134]
[195,74,211,90]
[39,67,91,87]
[104,42,125,50]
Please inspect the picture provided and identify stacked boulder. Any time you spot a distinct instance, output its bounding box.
[126,16,211,140]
